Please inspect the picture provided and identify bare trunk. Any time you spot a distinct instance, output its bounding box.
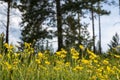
[6,0,10,44]
[98,1,102,54]
[56,0,63,51]
[91,3,95,53]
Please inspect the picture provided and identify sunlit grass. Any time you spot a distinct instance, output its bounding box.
[0,43,120,80]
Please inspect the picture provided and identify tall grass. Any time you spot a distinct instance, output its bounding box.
[0,42,120,80]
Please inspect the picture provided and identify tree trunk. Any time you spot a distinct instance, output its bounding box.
[98,1,102,54]
[91,3,95,53]
[56,0,63,51]
[6,0,10,44]
[78,12,81,45]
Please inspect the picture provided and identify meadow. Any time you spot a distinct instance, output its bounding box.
[0,42,120,80]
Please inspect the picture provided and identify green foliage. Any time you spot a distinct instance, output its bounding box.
[63,15,92,50]
[16,0,117,52]
[107,33,120,55]
[18,0,53,50]
[108,33,119,50]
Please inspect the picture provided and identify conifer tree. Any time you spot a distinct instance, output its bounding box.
[18,0,52,49]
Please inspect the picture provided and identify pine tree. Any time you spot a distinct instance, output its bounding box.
[18,0,52,49]
[61,0,110,51]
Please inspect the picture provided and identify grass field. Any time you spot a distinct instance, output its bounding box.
[0,43,120,80]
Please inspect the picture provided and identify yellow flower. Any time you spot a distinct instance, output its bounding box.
[72,55,79,60]
[0,54,2,59]
[79,45,84,50]
[4,62,12,70]
[81,59,90,64]
[14,53,20,57]
[24,42,31,48]
[65,62,70,67]
[60,54,66,58]
[38,52,43,58]
[4,43,9,48]
[97,73,105,79]
[4,43,13,49]
[56,49,67,58]
[73,65,83,71]
[56,52,61,56]
[53,66,60,71]
[45,61,50,65]
[9,44,13,49]
[56,60,64,65]
[106,66,111,72]
[93,60,98,63]
[71,48,79,59]
[35,59,41,64]
[87,48,97,59]
[96,68,102,73]
[114,54,120,58]
[61,48,67,54]
[103,60,109,65]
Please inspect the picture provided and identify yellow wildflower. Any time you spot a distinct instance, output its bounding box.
[45,61,50,65]
[87,48,97,59]
[96,68,102,73]
[97,73,105,79]
[103,60,109,65]
[72,55,79,60]
[56,49,67,58]
[56,52,61,56]
[53,66,60,71]
[81,59,90,64]
[106,66,111,72]
[93,60,98,63]
[14,53,20,57]
[4,43,13,49]
[9,44,13,49]
[114,54,120,58]
[71,48,79,55]
[71,48,79,59]
[65,62,70,67]
[79,45,84,50]
[24,42,31,48]
[4,62,12,70]
[4,43,9,48]
[61,48,67,54]
[73,65,83,71]
[35,59,41,64]
[38,52,43,58]
[60,54,66,58]
[56,60,64,65]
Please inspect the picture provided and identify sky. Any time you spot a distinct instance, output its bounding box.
[89,2,120,51]
[0,1,120,52]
